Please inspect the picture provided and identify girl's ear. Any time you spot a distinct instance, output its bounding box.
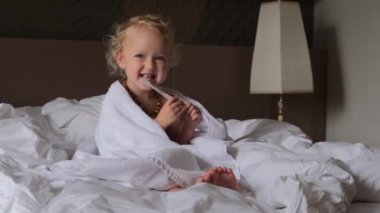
[116,52,126,69]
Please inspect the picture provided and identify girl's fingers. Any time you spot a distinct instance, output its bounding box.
[192,114,201,122]
[166,97,177,104]
[169,100,186,117]
[190,108,201,120]
[170,99,184,108]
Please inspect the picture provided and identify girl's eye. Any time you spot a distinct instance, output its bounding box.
[134,54,144,59]
[154,56,166,62]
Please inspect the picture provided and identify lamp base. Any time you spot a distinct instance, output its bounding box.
[277,94,283,121]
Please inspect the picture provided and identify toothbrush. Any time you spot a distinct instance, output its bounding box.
[142,78,190,106]
[141,78,172,99]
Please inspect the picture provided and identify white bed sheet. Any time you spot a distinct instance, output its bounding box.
[1,96,380,213]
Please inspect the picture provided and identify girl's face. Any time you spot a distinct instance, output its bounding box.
[116,26,169,92]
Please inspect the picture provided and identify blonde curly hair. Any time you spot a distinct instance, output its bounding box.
[104,14,179,79]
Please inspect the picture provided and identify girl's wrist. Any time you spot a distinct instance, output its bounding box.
[155,117,170,129]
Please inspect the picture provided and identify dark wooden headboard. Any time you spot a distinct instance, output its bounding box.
[0,38,326,141]
[0,38,111,106]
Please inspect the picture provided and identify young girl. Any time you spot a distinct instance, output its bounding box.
[97,14,238,191]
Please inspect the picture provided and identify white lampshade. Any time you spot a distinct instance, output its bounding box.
[250,0,313,94]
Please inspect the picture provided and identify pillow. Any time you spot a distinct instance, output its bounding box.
[0,103,16,119]
[42,95,104,144]
[225,118,312,150]
[0,104,69,160]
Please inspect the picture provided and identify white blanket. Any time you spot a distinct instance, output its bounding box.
[44,180,273,213]
[2,95,380,213]
[233,141,355,212]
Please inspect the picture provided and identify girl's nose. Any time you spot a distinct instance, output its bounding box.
[144,58,155,70]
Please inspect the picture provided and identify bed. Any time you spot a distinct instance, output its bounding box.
[1,38,379,213]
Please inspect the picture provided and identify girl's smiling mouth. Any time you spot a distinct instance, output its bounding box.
[140,73,156,81]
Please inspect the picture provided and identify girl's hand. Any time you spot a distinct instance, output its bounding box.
[170,103,201,145]
[183,103,202,128]
[155,97,185,129]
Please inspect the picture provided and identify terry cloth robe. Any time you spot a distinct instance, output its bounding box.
[94,81,239,190]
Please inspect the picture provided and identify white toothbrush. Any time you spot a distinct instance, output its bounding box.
[142,78,190,106]
[141,78,172,99]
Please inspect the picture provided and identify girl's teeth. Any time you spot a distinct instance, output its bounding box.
[142,74,154,80]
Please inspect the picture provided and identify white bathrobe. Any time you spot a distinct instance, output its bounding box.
[94,81,238,190]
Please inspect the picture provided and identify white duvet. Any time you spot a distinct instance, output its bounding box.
[1,94,380,213]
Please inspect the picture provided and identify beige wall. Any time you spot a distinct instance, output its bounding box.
[314,0,380,146]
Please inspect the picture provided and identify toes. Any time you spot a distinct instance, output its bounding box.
[195,176,205,184]
[215,167,232,174]
[226,167,233,174]
[203,174,211,182]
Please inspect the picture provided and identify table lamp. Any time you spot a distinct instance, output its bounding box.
[250,0,313,121]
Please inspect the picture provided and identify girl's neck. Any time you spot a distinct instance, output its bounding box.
[123,79,155,101]
[122,79,162,118]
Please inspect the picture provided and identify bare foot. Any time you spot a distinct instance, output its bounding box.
[196,167,239,191]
